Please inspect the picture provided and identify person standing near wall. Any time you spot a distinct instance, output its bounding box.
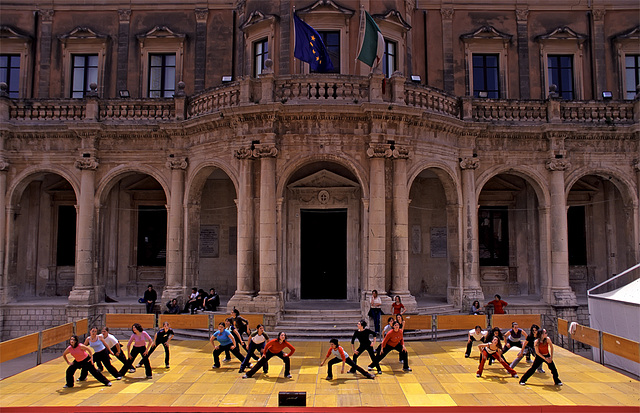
[143,285,157,314]
[368,290,383,337]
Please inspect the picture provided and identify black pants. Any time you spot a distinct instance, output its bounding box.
[373,343,409,370]
[327,357,372,379]
[145,342,170,366]
[352,344,380,373]
[369,308,382,335]
[240,341,266,372]
[118,346,152,377]
[66,357,110,387]
[145,301,156,314]
[245,351,290,378]
[213,343,244,367]
[79,349,120,380]
[520,354,561,384]
[96,344,128,370]
[465,337,483,356]
[503,340,523,355]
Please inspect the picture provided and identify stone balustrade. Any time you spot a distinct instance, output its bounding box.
[9,100,85,120]
[1,75,637,126]
[274,75,370,103]
[100,99,175,121]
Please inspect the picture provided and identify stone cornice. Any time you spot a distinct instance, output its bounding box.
[545,159,571,171]
[75,157,99,170]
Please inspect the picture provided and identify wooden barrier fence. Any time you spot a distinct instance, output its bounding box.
[104,313,156,330]
[557,318,640,366]
[491,314,542,330]
[0,319,87,365]
[159,314,209,330]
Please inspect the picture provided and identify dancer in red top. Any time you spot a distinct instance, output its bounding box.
[485,294,508,314]
[62,335,111,388]
[242,332,295,379]
[476,335,518,378]
[391,295,406,315]
[519,328,563,386]
[370,321,411,372]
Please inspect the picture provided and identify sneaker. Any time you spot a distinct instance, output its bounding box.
[106,382,112,387]
[97,366,104,372]
[325,376,333,380]
[403,367,412,372]
[146,376,152,379]
[128,368,136,373]
[347,369,356,374]
[464,354,470,358]
[116,376,123,380]
[512,374,519,378]
[538,369,545,373]
[519,381,526,386]
[285,374,292,379]
[556,382,563,386]
[476,373,481,377]
[238,368,245,373]
[367,367,373,371]
[212,365,220,369]
[242,374,250,379]
[63,384,72,388]
[367,374,375,380]
[377,370,382,375]
[76,378,86,382]
[166,365,170,369]
[136,363,142,368]
[223,358,231,362]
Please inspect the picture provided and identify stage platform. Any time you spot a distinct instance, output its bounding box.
[0,340,638,412]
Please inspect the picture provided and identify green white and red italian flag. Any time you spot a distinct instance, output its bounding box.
[356,11,385,69]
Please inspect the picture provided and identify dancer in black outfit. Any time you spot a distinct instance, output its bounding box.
[62,335,111,388]
[321,338,375,380]
[519,328,563,386]
[350,320,380,374]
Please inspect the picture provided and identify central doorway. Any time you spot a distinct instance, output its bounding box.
[300,209,347,299]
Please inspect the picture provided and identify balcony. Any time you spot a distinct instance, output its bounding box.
[1,74,637,126]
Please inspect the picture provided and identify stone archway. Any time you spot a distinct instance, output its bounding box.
[284,167,362,302]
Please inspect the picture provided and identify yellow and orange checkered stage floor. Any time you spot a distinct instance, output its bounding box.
[0,340,638,412]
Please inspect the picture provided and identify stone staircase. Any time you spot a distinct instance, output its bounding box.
[274,308,364,341]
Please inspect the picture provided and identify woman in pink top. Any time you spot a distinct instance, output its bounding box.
[62,335,111,388]
[117,323,153,378]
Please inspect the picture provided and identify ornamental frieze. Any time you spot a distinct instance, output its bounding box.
[545,159,571,172]
[75,157,99,170]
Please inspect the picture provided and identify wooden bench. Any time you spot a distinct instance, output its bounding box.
[105,313,156,330]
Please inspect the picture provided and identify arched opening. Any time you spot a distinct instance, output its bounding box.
[567,174,634,296]
[99,173,167,298]
[477,173,541,298]
[283,161,362,302]
[11,173,77,297]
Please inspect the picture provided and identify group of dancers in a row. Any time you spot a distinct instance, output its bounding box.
[467,322,563,386]
[62,311,561,388]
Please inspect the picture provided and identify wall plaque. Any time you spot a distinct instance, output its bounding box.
[430,227,447,258]
[200,225,219,257]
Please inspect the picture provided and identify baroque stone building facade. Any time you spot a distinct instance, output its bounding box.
[0,0,638,331]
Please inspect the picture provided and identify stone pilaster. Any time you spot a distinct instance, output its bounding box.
[545,158,577,307]
[37,9,54,98]
[460,157,484,306]
[591,9,607,100]
[516,8,530,99]
[163,156,187,301]
[390,146,417,312]
[0,158,8,305]
[68,156,99,305]
[194,8,209,92]
[116,9,131,94]
[227,147,257,311]
[440,7,454,93]
[366,145,388,298]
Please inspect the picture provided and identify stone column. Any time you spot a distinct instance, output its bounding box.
[36,9,54,98]
[515,8,530,99]
[227,147,256,310]
[163,156,187,301]
[460,157,484,306]
[545,159,577,306]
[0,158,8,304]
[69,156,99,305]
[591,9,607,100]
[254,145,281,317]
[390,146,417,311]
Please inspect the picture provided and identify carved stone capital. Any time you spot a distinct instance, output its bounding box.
[75,157,99,170]
[545,159,571,172]
[440,7,454,21]
[235,147,256,160]
[118,9,131,23]
[459,157,479,170]
[515,8,529,22]
[195,8,209,23]
[592,9,606,21]
[390,147,409,160]
[255,145,278,158]
[0,159,9,171]
[39,9,54,22]
[367,144,393,159]
[166,157,188,170]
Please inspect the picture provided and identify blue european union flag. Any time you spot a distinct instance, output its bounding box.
[293,14,334,73]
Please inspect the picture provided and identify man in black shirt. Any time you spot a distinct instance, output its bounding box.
[204,288,220,311]
[143,284,157,314]
[350,320,380,374]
